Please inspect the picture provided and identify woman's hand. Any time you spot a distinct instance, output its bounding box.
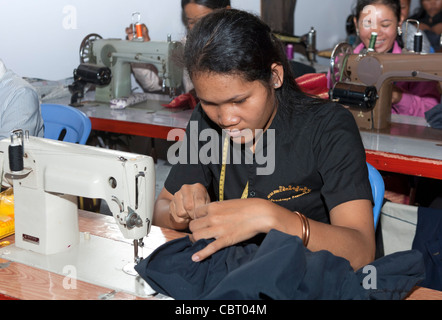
[169,183,211,227]
[188,198,275,262]
[125,23,150,41]
[391,85,403,104]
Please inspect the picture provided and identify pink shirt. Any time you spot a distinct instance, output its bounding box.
[353,42,441,117]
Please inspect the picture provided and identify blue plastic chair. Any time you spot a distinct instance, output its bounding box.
[41,103,91,144]
[367,162,385,230]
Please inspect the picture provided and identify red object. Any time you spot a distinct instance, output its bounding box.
[295,73,329,99]
[162,93,198,109]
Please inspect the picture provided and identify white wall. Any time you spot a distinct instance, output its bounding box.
[0,0,421,81]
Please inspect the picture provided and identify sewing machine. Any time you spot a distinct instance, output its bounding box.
[0,132,154,260]
[329,43,442,130]
[72,37,184,103]
[0,131,158,296]
[273,27,317,64]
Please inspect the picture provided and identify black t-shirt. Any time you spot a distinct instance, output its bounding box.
[165,101,372,224]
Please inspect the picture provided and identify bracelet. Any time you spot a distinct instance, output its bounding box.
[294,211,310,247]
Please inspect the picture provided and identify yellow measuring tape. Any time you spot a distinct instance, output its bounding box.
[219,135,249,201]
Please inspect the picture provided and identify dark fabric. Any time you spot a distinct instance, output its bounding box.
[412,206,442,290]
[425,104,442,129]
[289,61,316,78]
[165,102,372,224]
[136,229,424,300]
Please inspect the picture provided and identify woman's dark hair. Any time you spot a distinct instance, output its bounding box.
[354,0,403,47]
[184,9,318,115]
[181,0,231,10]
[410,0,429,20]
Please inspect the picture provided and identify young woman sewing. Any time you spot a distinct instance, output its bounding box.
[153,9,376,270]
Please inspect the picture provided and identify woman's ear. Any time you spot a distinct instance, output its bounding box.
[271,63,284,89]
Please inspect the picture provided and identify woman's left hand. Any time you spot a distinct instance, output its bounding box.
[188,198,274,262]
[391,85,403,104]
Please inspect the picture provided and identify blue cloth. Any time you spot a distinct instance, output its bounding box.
[412,206,442,291]
[136,229,424,300]
[425,104,442,129]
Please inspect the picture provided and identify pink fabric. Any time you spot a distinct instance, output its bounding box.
[353,42,441,117]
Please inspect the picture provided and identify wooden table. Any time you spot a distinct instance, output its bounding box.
[0,210,184,300]
[0,210,440,300]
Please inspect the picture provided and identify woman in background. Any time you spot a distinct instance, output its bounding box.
[400,0,434,52]
[126,0,231,94]
[410,0,442,51]
[353,0,440,117]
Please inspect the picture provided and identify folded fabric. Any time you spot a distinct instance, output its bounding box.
[162,93,198,109]
[135,229,424,300]
[295,73,329,99]
[412,206,442,291]
[424,104,442,129]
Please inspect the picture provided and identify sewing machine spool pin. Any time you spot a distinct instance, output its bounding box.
[404,19,423,53]
[132,12,144,41]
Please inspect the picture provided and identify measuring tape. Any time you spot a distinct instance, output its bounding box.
[219,135,249,201]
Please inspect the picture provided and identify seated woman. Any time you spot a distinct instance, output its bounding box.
[352,0,441,117]
[0,59,44,139]
[154,9,376,270]
[400,0,434,53]
[410,0,442,51]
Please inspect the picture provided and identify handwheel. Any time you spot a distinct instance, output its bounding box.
[79,33,103,64]
[329,42,353,87]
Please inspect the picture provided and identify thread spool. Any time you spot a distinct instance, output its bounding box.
[414,32,423,53]
[8,131,24,172]
[368,32,377,52]
[131,12,143,41]
[135,23,143,39]
[286,44,294,60]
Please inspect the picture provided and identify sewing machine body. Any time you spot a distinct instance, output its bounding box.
[330,46,442,129]
[0,136,155,255]
[273,27,317,64]
[89,39,183,102]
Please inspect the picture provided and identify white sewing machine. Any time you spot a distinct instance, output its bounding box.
[0,132,157,296]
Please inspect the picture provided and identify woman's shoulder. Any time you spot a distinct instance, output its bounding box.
[285,99,354,131]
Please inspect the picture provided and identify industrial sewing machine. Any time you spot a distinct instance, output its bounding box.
[0,131,155,264]
[329,43,442,130]
[70,36,184,103]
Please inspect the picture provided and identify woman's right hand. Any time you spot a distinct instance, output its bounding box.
[125,23,150,41]
[169,183,211,226]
